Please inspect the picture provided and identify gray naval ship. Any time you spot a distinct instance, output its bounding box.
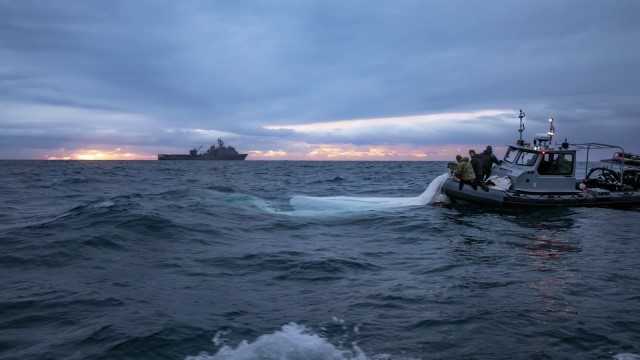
[158,138,248,160]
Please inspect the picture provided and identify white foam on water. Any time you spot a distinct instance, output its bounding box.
[91,200,115,208]
[285,173,450,216]
[212,330,231,347]
[185,323,369,360]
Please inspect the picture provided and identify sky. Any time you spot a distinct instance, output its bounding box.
[1,0,639,160]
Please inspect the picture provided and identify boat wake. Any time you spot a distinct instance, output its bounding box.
[277,173,450,217]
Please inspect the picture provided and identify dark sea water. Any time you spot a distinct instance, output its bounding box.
[1,160,640,360]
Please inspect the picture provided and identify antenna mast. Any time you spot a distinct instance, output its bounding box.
[517,109,526,145]
[547,117,555,143]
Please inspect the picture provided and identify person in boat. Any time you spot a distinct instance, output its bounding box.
[469,150,482,177]
[469,150,489,191]
[455,155,476,190]
[481,145,501,180]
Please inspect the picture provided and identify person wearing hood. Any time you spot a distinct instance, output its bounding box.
[455,155,476,190]
[481,145,501,180]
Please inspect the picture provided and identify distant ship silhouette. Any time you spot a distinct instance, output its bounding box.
[157,138,248,160]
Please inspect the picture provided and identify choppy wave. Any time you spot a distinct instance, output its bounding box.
[197,252,380,281]
[185,323,369,360]
[309,176,347,185]
[4,172,447,225]
[615,354,640,360]
[3,161,640,360]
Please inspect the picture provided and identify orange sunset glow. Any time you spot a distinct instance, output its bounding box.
[46,148,154,160]
[43,144,504,161]
[300,144,498,161]
[247,144,504,161]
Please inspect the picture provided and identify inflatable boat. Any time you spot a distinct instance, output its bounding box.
[443,111,640,208]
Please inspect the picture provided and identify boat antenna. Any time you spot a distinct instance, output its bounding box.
[517,109,526,145]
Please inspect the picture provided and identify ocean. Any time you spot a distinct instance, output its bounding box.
[1,160,639,360]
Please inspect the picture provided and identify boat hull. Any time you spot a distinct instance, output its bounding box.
[443,178,640,208]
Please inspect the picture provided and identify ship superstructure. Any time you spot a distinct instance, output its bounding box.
[158,138,248,160]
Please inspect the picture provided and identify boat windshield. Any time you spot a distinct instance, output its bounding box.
[503,147,539,166]
[515,151,539,166]
[504,147,519,163]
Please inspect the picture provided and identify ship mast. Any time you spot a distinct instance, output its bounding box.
[517,109,526,146]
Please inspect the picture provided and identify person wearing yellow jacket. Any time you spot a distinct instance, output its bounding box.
[454,155,476,190]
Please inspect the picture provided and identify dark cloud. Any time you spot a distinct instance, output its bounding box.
[1,0,639,158]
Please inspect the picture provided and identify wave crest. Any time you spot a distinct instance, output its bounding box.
[186,323,368,360]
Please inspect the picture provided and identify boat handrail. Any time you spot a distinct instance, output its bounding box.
[571,142,625,187]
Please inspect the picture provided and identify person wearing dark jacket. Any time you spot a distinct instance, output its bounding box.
[469,150,489,191]
[469,150,483,178]
[481,146,501,180]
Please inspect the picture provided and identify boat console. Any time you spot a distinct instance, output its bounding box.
[493,146,577,194]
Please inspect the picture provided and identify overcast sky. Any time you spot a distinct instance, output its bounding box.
[1,0,639,160]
